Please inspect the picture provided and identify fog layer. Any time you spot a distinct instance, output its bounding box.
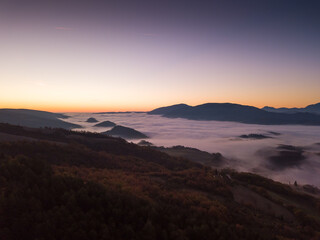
[64,113,320,187]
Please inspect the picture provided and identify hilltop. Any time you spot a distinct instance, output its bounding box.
[103,125,148,139]
[0,109,80,129]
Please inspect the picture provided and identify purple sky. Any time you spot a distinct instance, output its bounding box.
[1,0,320,111]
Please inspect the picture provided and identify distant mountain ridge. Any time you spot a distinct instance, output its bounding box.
[0,109,80,129]
[262,102,320,114]
[149,103,320,125]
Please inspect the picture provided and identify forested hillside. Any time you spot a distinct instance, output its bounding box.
[0,123,319,240]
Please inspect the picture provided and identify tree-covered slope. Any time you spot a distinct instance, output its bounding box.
[0,123,319,240]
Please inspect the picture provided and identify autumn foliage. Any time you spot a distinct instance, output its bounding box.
[0,123,319,239]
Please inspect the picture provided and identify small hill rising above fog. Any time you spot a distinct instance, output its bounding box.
[103,125,148,139]
[0,109,80,129]
[149,103,320,125]
[94,121,116,127]
[86,117,99,123]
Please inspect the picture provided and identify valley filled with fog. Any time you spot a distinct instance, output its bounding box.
[65,112,320,187]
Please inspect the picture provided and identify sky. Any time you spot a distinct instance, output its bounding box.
[1,0,320,112]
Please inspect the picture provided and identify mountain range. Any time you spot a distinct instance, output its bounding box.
[263,102,320,114]
[149,103,320,125]
[2,103,320,129]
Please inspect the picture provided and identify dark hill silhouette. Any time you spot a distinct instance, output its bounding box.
[149,103,191,115]
[259,145,306,170]
[305,103,320,114]
[86,117,98,123]
[262,106,300,114]
[94,120,116,127]
[0,109,80,129]
[263,102,320,115]
[103,125,148,139]
[138,140,153,146]
[239,134,271,139]
[149,103,320,125]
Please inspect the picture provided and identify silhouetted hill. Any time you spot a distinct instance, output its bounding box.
[239,134,271,139]
[306,103,320,114]
[0,109,80,129]
[138,140,153,146]
[262,106,300,114]
[268,145,306,170]
[149,103,320,125]
[103,125,148,139]
[149,103,191,115]
[86,117,98,123]
[94,120,116,127]
[263,102,320,115]
[0,123,319,239]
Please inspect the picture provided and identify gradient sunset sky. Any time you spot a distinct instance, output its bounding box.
[1,0,320,112]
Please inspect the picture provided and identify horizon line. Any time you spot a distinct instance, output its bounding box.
[1,101,319,113]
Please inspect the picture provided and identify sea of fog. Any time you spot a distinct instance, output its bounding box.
[63,112,320,187]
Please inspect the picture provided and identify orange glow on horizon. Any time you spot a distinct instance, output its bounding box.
[0,103,152,113]
[1,98,319,113]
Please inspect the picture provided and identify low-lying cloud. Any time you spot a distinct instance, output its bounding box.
[64,112,320,187]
